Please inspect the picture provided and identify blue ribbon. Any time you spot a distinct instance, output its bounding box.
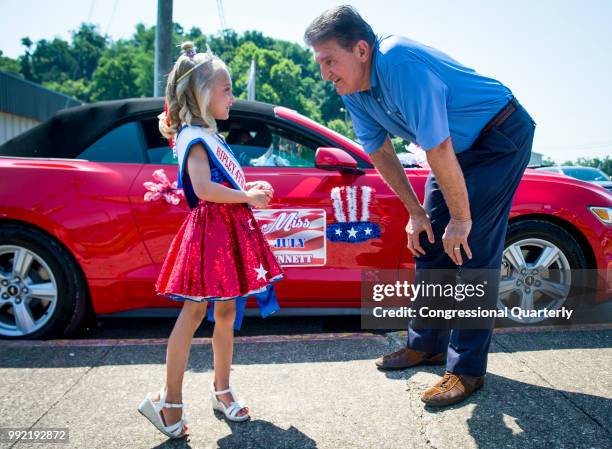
[206,284,281,330]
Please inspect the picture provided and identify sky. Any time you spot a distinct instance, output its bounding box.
[1,0,611,162]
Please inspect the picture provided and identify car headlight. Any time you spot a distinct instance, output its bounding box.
[589,206,612,224]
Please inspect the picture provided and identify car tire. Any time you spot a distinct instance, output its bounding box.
[0,225,88,339]
[499,219,587,325]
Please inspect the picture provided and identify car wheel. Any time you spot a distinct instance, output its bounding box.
[0,225,87,339]
[499,220,587,325]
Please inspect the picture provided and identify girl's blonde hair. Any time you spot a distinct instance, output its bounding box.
[158,41,228,140]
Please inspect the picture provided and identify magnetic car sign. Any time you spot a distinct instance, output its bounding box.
[254,209,327,267]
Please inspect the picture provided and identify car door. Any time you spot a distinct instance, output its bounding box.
[127,117,192,307]
[221,114,408,308]
[128,114,408,309]
[73,120,164,311]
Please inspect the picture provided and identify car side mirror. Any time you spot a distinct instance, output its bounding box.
[315,147,364,175]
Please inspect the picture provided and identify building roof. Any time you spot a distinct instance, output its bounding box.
[0,71,82,121]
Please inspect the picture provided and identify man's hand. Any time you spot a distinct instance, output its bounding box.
[368,138,433,257]
[442,218,473,265]
[425,137,473,265]
[406,208,435,257]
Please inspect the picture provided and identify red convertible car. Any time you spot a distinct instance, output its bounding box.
[0,98,610,339]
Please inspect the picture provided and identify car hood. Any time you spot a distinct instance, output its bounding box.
[524,169,612,200]
[592,180,612,187]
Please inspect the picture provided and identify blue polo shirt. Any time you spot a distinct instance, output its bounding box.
[342,35,513,153]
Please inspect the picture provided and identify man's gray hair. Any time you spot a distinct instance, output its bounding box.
[304,5,376,51]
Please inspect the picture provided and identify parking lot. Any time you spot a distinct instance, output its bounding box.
[1,317,611,449]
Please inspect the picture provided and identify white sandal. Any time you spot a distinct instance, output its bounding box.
[138,387,189,438]
[210,381,250,422]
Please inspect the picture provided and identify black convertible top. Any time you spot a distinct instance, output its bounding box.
[0,98,276,159]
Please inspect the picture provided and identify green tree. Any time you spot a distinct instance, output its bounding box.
[229,42,284,104]
[0,50,21,76]
[548,156,611,175]
[71,24,107,81]
[391,136,410,153]
[133,23,156,53]
[574,156,612,175]
[133,50,154,97]
[315,80,345,122]
[269,59,303,110]
[28,38,77,84]
[18,37,34,81]
[90,42,140,101]
[43,78,90,101]
[327,118,356,140]
[201,29,242,63]
[5,22,364,126]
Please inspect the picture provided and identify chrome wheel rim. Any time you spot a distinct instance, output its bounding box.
[0,245,58,337]
[499,238,572,324]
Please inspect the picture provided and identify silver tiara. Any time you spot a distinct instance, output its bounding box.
[176,44,215,84]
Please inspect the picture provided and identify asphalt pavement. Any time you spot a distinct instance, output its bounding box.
[0,317,611,449]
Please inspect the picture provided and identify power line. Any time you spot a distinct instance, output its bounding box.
[105,0,119,35]
[62,0,98,109]
[87,0,96,22]
[217,0,227,31]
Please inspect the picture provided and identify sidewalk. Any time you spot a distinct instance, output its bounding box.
[1,328,611,449]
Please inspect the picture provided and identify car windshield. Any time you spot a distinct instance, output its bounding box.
[276,107,362,149]
[562,167,609,181]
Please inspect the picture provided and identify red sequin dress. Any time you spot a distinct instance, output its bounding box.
[155,126,283,303]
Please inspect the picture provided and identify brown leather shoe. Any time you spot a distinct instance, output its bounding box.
[421,371,484,407]
[375,348,446,370]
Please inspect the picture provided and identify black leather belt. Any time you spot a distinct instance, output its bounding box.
[479,97,518,137]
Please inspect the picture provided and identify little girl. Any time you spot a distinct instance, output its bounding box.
[138,41,283,439]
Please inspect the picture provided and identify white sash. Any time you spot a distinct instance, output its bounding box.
[175,126,247,192]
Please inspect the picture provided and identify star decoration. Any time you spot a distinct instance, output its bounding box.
[335,228,342,236]
[254,263,268,281]
[348,227,358,238]
[364,227,372,235]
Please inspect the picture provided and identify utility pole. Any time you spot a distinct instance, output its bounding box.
[154,0,173,97]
